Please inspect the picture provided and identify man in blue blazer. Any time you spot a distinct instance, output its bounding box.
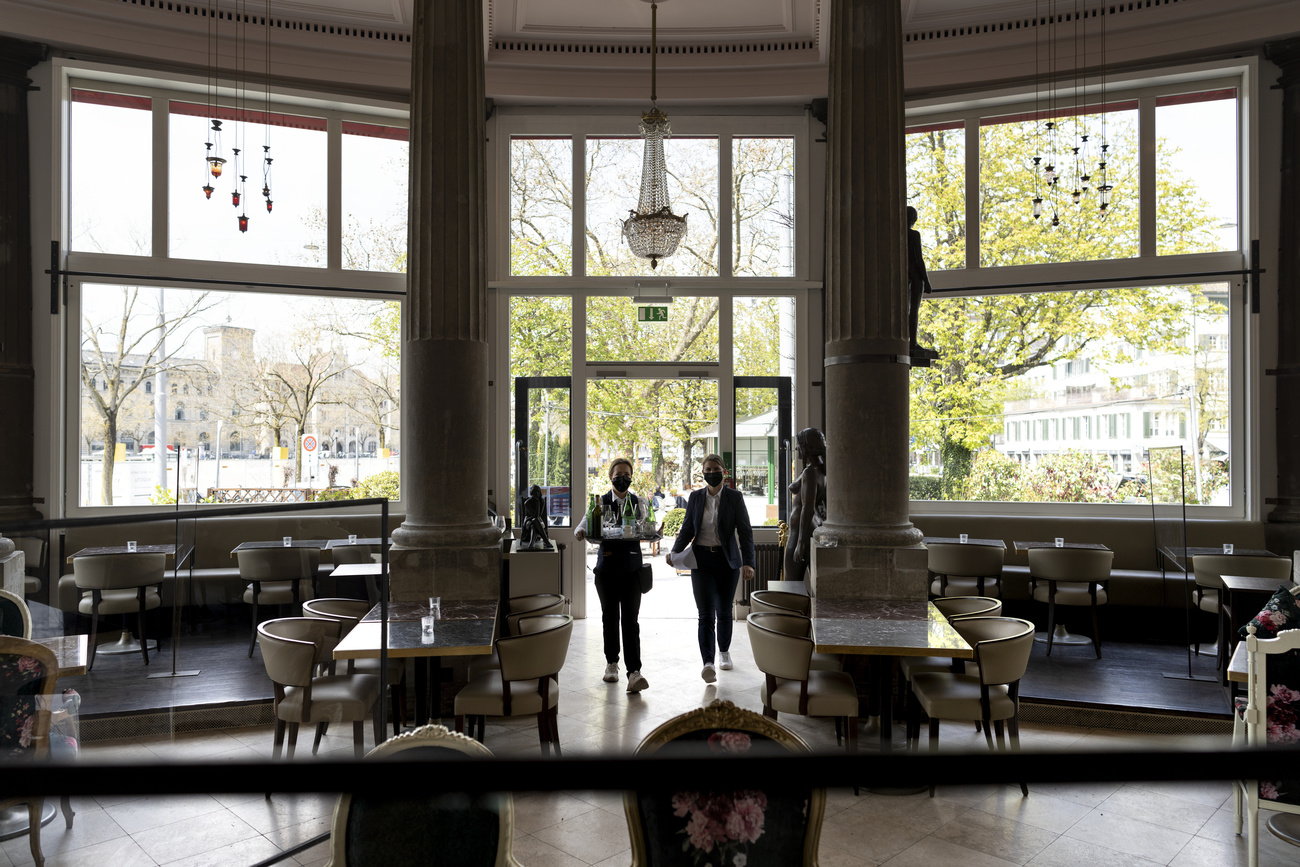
[668,454,756,682]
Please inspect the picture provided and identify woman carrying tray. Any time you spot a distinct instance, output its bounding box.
[574,457,649,693]
[667,453,756,683]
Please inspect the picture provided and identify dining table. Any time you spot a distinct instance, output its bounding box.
[66,544,181,659]
[810,597,972,754]
[229,539,330,555]
[325,537,391,549]
[923,537,1006,549]
[333,598,498,735]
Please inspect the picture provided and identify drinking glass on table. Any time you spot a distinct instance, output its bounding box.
[1223,543,1234,554]
[959,534,968,544]
[1054,537,1064,548]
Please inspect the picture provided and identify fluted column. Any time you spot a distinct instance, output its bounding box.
[814,0,921,552]
[0,37,46,560]
[1265,39,1300,556]
[390,1,499,599]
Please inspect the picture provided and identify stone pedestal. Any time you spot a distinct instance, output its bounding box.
[1,550,23,597]
[809,544,927,600]
[389,544,500,603]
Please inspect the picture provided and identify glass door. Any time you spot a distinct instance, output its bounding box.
[733,376,792,527]
[513,376,572,528]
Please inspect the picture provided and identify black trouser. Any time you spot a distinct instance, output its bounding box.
[594,567,642,673]
[691,547,740,664]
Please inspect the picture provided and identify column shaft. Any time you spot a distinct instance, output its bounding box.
[815,0,920,553]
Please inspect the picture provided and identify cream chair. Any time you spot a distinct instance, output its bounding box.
[927,542,1005,598]
[742,608,841,671]
[257,616,382,759]
[72,552,165,670]
[0,588,32,638]
[1233,624,1300,867]
[625,699,827,867]
[469,593,567,679]
[900,596,1003,684]
[748,588,811,615]
[454,613,573,755]
[1028,547,1113,657]
[907,616,1036,797]
[240,547,318,657]
[326,723,521,867]
[1192,554,1291,659]
[328,544,378,601]
[302,597,407,735]
[747,611,859,754]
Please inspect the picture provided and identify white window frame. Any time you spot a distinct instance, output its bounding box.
[903,58,1259,519]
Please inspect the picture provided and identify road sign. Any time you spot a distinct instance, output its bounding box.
[637,305,669,323]
[301,434,318,454]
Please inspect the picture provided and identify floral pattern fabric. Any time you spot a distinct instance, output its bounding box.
[0,651,53,763]
[1238,587,1300,640]
[1238,591,1300,805]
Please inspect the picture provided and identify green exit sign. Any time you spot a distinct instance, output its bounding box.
[638,306,669,323]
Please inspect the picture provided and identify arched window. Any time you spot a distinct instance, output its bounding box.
[144,381,153,394]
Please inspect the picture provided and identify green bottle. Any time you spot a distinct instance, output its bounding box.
[646,496,656,527]
[586,493,601,538]
[623,494,636,526]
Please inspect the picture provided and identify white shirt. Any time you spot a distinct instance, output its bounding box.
[696,488,722,547]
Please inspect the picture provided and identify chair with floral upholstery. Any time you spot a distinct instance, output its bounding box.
[0,636,76,867]
[1232,587,1300,867]
[0,588,32,638]
[326,724,521,867]
[624,699,826,867]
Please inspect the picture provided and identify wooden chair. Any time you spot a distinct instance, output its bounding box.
[0,637,75,867]
[72,552,165,670]
[625,699,826,867]
[927,542,1005,598]
[257,617,381,759]
[326,723,522,866]
[240,547,318,657]
[1233,624,1300,867]
[455,613,573,755]
[0,588,32,638]
[1028,547,1113,657]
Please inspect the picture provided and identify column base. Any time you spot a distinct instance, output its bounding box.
[809,543,928,599]
[389,542,502,602]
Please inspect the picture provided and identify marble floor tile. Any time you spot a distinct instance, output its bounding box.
[509,834,590,867]
[130,810,261,864]
[1097,785,1219,835]
[1064,809,1194,863]
[510,791,602,835]
[881,834,1022,867]
[100,794,225,836]
[529,804,631,865]
[1026,836,1165,867]
[974,787,1092,835]
[930,808,1059,863]
[36,835,159,867]
[0,808,127,867]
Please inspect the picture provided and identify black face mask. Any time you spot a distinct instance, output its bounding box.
[703,471,724,488]
[611,475,632,493]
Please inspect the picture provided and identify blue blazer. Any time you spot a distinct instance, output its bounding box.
[593,491,644,576]
[671,486,756,571]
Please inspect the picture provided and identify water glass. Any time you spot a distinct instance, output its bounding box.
[959,534,968,544]
[283,536,292,547]
[126,540,137,552]
[1054,538,1064,548]
[421,616,436,642]
[429,596,441,620]
[348,534,357,544]
[1224,543,1234,554]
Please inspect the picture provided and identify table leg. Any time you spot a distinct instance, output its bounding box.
[0,803,56,841]
[413,658,429,727]
[877,657,893,754]
[1268,813,1300,848]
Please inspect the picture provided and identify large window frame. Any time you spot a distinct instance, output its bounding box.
[903,58,1259,519]
[53,59,410,516]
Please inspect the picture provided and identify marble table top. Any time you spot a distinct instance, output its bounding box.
[359,599,499,623]
[811,598,972,658]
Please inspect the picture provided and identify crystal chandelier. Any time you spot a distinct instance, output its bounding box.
[622,0,686,270]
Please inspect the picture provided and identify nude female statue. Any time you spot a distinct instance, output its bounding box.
[784,427,827,583]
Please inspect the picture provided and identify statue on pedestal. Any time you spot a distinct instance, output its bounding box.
[784,428,827,583]
[519,484,551,551]
[908,205,939,361]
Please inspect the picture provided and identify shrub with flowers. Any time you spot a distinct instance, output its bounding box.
[671,732,767,866]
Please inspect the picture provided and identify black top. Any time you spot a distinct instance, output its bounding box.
[593,491,644,575]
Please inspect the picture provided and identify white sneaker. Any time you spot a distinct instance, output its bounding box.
[701,663,717,683]
[626,670,649,692]
[718,651,733,670]
[603,663,619,683]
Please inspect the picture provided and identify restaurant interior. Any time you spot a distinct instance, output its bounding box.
[3,0,1300,865]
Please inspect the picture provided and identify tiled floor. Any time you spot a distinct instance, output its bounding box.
[8,615,1298,867]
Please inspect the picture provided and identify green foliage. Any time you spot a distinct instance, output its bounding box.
[662,507,687,537]
[908,475,943,501]
[149,485,177,505]
[314,470,400,502]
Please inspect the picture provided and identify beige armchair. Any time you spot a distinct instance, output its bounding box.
[748,588,811,615]
[469,593,567,679]
[302,597,407,735]
[257,616,381,759]
[927,542,1005,598]
[900,596,1003,683]
[240,547,318,657]
[1191,554,1291,659]
[746,611,859,754]
[454,613,573,755]
[72,552,165,670]
[1028,546,1113,657]
[742,608,841,671]
[906,616,1036,797]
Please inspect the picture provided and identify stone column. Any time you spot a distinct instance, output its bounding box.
[0,37,47,557]
[1266,39,1300,556]
[389,1,500,600]
[810,0,924,598]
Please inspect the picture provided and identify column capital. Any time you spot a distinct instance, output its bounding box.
[0,37,47,88]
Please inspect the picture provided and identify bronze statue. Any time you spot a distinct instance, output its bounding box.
[784,428,827,583]
[520,484,551,551]
[907,205,938,360]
